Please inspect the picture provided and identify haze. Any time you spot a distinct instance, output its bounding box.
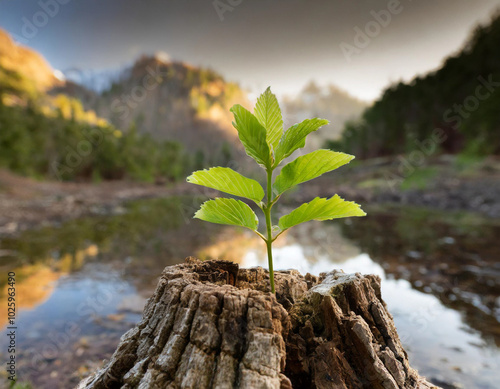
[1,0,499,101]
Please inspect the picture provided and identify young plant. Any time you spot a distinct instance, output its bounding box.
[187,87,366,293]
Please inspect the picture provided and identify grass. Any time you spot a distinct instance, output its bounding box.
[400,166,439,191]
[453,153,486,175]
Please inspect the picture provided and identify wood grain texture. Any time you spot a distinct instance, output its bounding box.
[77,258,439,389]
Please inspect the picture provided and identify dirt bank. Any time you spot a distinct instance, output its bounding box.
[1,155,499,237]
[296,155,500,218]
[0,169,215,236]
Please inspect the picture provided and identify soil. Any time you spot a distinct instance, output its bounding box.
[294,155,500,218]
[0,169,215,236]
[1,155,499,237]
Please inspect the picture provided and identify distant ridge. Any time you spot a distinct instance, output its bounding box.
[284,81,367,150]
[0,28,61,91]
[0,28,249,158]
[54,54,249,156]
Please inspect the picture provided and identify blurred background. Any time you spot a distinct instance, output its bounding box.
[0,0,499,388]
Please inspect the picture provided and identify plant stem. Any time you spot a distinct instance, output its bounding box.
[265,168,275,293]
[265,232,275,293]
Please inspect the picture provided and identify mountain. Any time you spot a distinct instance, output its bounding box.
[0,28,61,91]
[336,11,500,159]
[0,27,249,156]
[0,33,191,182]
[283,81,367,151]
[55,55,248,158]
[0,28,256,181]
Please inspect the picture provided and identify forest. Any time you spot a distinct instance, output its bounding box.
[0,64,231,182]
[330,12,500,159]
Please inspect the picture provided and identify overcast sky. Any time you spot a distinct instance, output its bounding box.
[1,0,499,101]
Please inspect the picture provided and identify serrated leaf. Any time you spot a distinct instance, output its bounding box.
[279,195,366,231]
[273,149,354,195]
[254,87,283,151]
[230,104,271,168]
[187,167,264,203]
[274,118,329,165]
[194,198,258,230]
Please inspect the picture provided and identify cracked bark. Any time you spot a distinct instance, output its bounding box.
[77,258,439,389]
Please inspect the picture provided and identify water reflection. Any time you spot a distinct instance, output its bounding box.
[340,206,500,347]
[0,197,228,387]
[0,198,499,388]
[0,246,94,328]
[240,218,500,389]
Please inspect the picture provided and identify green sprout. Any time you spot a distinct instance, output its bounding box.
[187,87,366,293]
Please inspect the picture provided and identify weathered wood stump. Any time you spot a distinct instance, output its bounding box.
[77,258,439,389]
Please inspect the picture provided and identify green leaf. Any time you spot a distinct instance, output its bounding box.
[194,198,258,230]
[187,167,264,203]
[273,149,354,195]
[254,87,283,151]
[274,118,329,165]
[279,195,366,231]
[230,104,271,168]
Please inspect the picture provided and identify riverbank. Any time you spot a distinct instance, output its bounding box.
[1,193,499,388]
[0,170,216,237]
[295,154,500,218]
[1,154,499,237]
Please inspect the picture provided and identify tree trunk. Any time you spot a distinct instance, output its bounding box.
[77,258,439,389]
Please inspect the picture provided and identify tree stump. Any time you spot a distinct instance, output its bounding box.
[77,258,439,389]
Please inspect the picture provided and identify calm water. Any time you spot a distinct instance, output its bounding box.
[0,197,499,389]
